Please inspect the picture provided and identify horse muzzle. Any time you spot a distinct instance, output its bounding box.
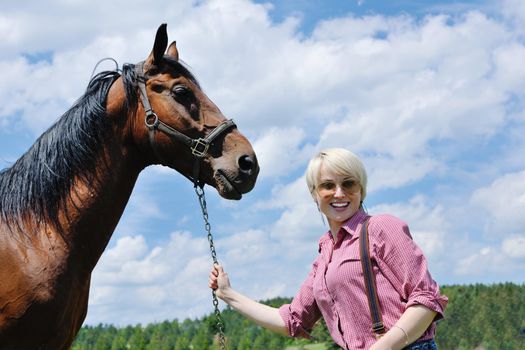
[213,153,259,200]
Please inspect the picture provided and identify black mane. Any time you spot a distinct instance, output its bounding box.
[0,66,135,236]
[0,58,198,237]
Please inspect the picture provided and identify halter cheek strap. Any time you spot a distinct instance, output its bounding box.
[134,62,236,188]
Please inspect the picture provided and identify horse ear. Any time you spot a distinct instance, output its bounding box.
[166,41,179,61]
[145,23,168,69]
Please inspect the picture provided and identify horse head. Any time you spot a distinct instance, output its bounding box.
[129,24,259,199]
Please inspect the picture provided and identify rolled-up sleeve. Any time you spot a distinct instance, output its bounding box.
[371,215,448,320]
[278,260,322,338]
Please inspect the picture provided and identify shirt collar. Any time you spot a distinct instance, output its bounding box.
[318,209,369,247]
[340,209,369,238]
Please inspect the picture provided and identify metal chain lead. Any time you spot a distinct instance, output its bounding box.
[195,186,227,350]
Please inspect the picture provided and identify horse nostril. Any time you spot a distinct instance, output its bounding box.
[238,155,255,174]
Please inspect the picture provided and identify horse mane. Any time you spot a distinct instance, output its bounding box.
[0,58,198,239]
[0,66,134,238]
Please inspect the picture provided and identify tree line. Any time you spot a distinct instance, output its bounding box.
[72,283,524,350]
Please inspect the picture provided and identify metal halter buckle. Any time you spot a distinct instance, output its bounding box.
[191,138,209,157]
[144,113,159,129]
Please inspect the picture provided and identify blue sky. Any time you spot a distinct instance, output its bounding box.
[255,0,494,31]
[1,0,524,326]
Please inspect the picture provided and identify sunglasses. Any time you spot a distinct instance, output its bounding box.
[316,178,360,195]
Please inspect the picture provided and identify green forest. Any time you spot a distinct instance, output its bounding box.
[72,283,524,350]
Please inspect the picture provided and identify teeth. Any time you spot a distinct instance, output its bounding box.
[331,202,349,207]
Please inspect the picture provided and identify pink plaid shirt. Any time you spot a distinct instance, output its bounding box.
[279,209,448,349]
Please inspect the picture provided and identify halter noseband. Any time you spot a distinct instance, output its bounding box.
[134,62,236,188]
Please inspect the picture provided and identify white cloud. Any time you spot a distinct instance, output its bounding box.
[102,235,149,267]
[112,187,165,238]
[220,229,277,265]
[502,0,525,35]
[252,127,313,179]
[369,196,448,259]
[89,225,317,325]
[0,0,195,58]
[254,175,324,243]
[456,237,525,280]
[493,43,525,94]
[501,235,525,259]
[300,12,514,191]
[368,189,525,283]
[456,246,496,275]
[88,231,212,325]
[470,170,525,233]
[0,33,145,134]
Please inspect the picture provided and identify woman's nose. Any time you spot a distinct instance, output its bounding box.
[334,185,345,197]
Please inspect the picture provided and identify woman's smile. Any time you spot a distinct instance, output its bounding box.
[330,201,350,210]
[316,164,362,234]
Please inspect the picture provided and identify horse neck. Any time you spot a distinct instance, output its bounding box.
[65,143,141,270]
[62,80,145,273]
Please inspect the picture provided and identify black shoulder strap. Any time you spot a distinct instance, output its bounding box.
[359,217,386,336]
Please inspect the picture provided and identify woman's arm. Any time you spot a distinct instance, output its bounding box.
[370,305,437,350]
[368,215,447,350]
[209,264,288,335]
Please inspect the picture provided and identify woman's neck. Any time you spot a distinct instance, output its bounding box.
[329,221,343,242]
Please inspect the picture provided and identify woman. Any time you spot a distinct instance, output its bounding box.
[209,148,447,350]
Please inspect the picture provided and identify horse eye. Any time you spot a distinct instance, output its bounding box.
[172,85,190,96]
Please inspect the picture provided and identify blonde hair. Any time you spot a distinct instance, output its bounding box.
[306,148,367,200]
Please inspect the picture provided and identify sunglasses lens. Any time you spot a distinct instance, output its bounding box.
[342,179,357,191]
[317,179,358,194]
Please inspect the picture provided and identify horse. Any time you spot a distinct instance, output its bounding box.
[0,24,259,350]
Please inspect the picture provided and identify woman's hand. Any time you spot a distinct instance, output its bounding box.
[208,264,231,299]
[208,263,288,335]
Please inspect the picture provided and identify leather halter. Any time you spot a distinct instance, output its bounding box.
[134,62,236,188]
